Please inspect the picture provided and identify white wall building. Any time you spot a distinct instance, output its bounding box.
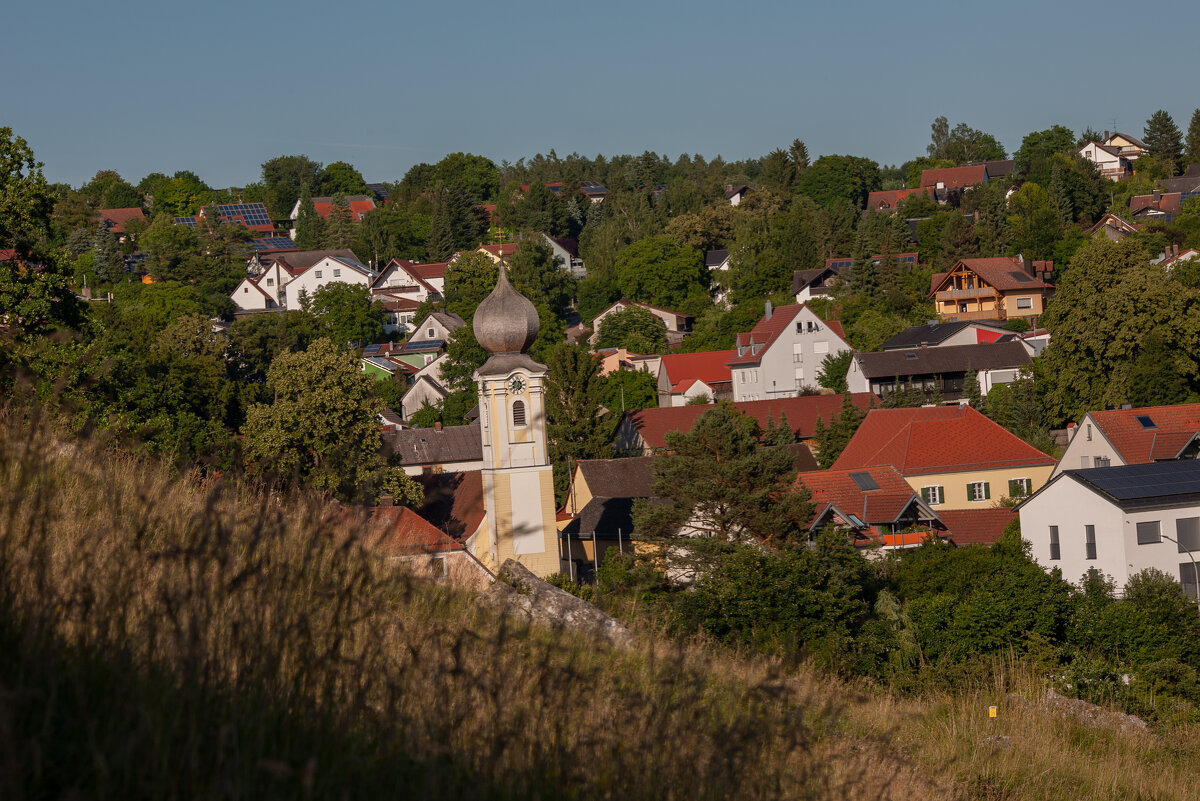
[283,255,376,309]
[728,303,852,402]
[1018,461,1200,597]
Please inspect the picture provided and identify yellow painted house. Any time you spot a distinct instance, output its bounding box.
[831,406,1057,511]
[930,257,1055,324]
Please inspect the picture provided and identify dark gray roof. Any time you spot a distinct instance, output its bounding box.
[1159,174,1200,195]
[791,266,841,294]
[385,423,482,466]
[855,341,1031,379]
[577,456,657,499]
[273,249,360,273]
[1065,460,1200,510]
[705,249,730,268]
[984,160,1015,178]
[880,321,976,350]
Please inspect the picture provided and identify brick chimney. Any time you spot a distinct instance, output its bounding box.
[380,493,393,507]
[434,421,442,431]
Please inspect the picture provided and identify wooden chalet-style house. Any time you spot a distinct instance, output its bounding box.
[930,256,1054,324]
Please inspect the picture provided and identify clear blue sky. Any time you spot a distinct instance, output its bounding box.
[7,0,1198,188]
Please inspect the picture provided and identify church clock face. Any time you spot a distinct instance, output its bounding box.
[507,375,526,395]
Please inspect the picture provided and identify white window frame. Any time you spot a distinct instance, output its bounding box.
[1016,297,1033,310]
[921,485,944,505]
[967,481,990,502]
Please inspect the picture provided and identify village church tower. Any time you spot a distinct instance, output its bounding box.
[470,266,563,576]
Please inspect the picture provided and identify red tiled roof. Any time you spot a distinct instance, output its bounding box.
[727,304,846,367]
[416,470,486,541]
[832,406,1056,476]
[659,350,735,392]
[1130,192,1182,215]
[920,165,988,189]
[798,465,923,528]
[407,261,448,280]
[938,508,1016,546]
[931,257,1053,294]
[98,207,145,233]
[478,243,518,258]
[337,505,464,555]
[866,187,932,211]
[624,393,874,450]
[312,196,376,221]
[1089,403,1200,465]
[0,248,17,262]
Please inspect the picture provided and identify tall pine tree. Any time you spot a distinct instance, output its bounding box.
[322,193,356,249]
[294,182,324,250]
[1144,109,1184,176]
[1185,108,1200,166]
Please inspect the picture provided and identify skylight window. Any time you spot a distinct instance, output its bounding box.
[849,471,880,491]
[1137,415,1158,429]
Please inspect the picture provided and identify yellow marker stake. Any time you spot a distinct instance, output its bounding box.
[988,705,998,719]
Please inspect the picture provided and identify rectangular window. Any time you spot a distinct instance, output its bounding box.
[814,341,829,354]
[1016,297,1033,309]
[266,278,274,286]
[792,343,803,363]
[794,368,804,388]
[333,268,342,278]
[1081,456,1090,468]
[1176,517,1200,553]
[430,556,447,578]
[315,270,322,279]
[1136,520,1161,545]
[1008,477,1031,498]
[1181,563,1199,600]
[1085,525,1097,560]
[1049,526,1060,560]
[1094,456,1110,468]
[921,485,944,505]
[967,481,991,502]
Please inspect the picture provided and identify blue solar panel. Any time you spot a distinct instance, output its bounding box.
[214,203,272,227]
[1073,460,1200,502]
[174,216,198,227]
[249,237,297,251]
[363,344,382,355]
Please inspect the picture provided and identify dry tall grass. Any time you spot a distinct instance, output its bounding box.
[0,409,908,800]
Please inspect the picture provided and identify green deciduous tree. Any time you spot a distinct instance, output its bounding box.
[443,251,498,320]
[794,155,881,209]
[593,304,668,353]
[0,127,55,257]
[614,235,706,310]
[1014,125,1077,185]
[507,236,575,315]
[927,116,1006,164]
[307,282,384,347]
[261,154,322,219]
[242,338,384,499]
[817,350,854,393]
[544,345,617,501]
[1006,183,1062,260]
[319,161,366,196]
[633,404,813,549]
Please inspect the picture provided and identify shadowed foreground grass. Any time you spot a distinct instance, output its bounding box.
[4,409,1199,800]
[0,411,910,800]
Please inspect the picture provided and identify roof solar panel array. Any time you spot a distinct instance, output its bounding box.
[1074,460,1200,501]
[173,216,198,227]
[249,237,297,251]
[215,203,272,227]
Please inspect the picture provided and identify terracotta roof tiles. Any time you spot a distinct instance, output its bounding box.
[1089,403,1200,465]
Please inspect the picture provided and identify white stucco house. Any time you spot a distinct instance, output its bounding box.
[283,255,377,309]
[727,302,852,402]
[1018,460,1200,597]
[1054,403,1200,478]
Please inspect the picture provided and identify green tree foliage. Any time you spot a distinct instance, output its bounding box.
[321,193,357,250]
[66,221,123,287]
[544,345,617,501]
[983,368,1054,453]
[1069,568,1200,669]
[601,368,658,415]
[1144,110,1184,176]
[789,139,810,170]
[614,236,706,309]
[319,161,366,196]
[81,169,143,210]
[0,127,55,256]
[817,350,853,393]
[1014,125,1076,185]
[226,310,319,386]
[400,153,499,205]
[501,180,569,237]
[261,154,322,219]
[1006,183,1062,260]
[812,393,865,468]
[242,339,384,499]
[507,236,575,315]
[893,532,1072,662]
[1186,109,1200,166]
[759,148,798,195]
[379,467,424,508]
[428,184,487,260]
[633,404,813,549]
[794,155,881,209]
[293,182,324,250]
[354,201,431,266]
[1037,238,1200,424]
[926,116,1007,164]
[902,157,953,190]
[443,252,497,320]
[593,305,668,353]
[307,283,384,347]
[148,171,213,218]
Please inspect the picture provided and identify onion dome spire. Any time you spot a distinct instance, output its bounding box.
[472,263,540,355]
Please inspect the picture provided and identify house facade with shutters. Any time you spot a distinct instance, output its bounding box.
[1018,461,1200,597]
[726,303,852,402]
[930,257,1054,324]
[832,406,1057,511]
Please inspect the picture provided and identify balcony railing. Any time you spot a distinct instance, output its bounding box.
[936,287,999,301]
[940,309,1006,322]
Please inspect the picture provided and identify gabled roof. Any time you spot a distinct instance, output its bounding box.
[798,465,927,528]
[1104,131,1147,150]
[271,249,361,274]
[983,160,1015,178]
[327,255,377,278]
[416,470,486,541]
[866,187,932,211]
[623,394,874,450]
[310,195,376,221]
[727,304,847,367]
[1042,460,1200,511]
[1081,141,1125,159]
[576,456,657,499]
[792,266,841,294]
[385,423,482,466]
[235,276,275,302]
[1087,403,1200,465]
[937,508,1016,546]
[930,257,1053,294]
[658,350,735,392]
[1130,192,1182,216]
[98,207,145,233]
[880,320,976,350]
[1158,174,1200,195]
[477,243,518,259]
[853,341,1031,379]
[596,298,691,322]
[920,164,988,189]
[1085,213,1140,237]
[832,406,1056,476]
[344,504,465,556]
[725,184,749,199]
[408,261,448,280]
[201,203,274,232]
[704,249,730,268]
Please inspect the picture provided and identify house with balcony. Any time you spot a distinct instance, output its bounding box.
[845,340,1033,402]
[797,465,942,551]
[1018,460,1200,597]
[930,256,1055,323]
[1053,403,1200,478]
[832,405,1057,510]
[1078,142,1135,181]
[726,302,852,401]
